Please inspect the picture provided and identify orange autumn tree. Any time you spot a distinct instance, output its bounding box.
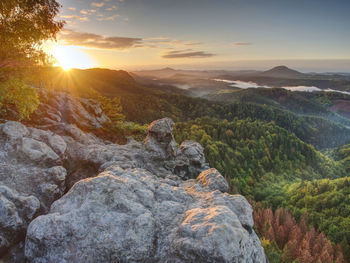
[254,207,344,263]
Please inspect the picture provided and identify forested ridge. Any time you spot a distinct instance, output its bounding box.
[120,92,350,149]
[174,117,343,196]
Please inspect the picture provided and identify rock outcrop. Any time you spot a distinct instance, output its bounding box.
[31,88,109,130]
[63,117,209,188]
[0,89,266,262]
[25,167,266,263]
[0,121,67,259]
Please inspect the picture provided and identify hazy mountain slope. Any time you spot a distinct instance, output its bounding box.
[30,68,350,150]
[36,67,148,96]
[259,65,305,79]
[204,87,350,126]
[133,68,258,79]
[214,66,350,92]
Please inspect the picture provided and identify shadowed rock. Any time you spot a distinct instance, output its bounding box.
[0,122,67,259]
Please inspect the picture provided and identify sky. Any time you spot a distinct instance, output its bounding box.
[54,0,350,72]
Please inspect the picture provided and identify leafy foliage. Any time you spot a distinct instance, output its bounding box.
[93,93,146,144]
[121,91,350,149]
[174,117,344,198]
[97,95,125,123]
[329,143,350,173]
[0,0,63,120]
[0,78,39,120]
[0,0,64,70]
[275,178,350,261]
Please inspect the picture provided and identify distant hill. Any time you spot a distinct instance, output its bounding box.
[259,65,305,79]
[204,87,350,124]
[36,67,151,96]
[133,68,259,79]
[213,66,350,91]
[133,67,180,78]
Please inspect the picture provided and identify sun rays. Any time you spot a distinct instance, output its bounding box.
[50,45,95,71]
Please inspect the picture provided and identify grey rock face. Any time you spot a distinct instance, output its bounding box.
[0,122,67,256]
[19,138,60,164]
[197,168,229,193]
[25,167,266,263]
[144,117,177,159]
[2,121,29,140]
[0,117,208,258]
[64,118,209,187]
[0,186,40,255]
[32,88,109,130]
[0,122,67,208]
[175,140,208,179]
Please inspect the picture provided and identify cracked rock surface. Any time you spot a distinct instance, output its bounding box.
[25,167,266,263]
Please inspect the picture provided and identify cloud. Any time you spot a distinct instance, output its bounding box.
[166,49,193,54]
[97,14,119,21]
[232,42,252,46]
[144,38,202,49]
[68,7,76,11]
[79,9,98,15]
[106,5,118,11]
[162,50,216,59]
[58,29,143,50]
[184,42,202,46]
[56,29,206,53]
[60,15,89,22]
[91,2,105,7]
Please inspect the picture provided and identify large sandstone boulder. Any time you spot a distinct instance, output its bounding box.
[25,167,266,263]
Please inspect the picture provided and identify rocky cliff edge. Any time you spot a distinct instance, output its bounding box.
[0,89,266,262]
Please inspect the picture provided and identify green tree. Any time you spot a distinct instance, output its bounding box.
[0,78,39,120]
[0,0,64,71]
[0,0,64,119]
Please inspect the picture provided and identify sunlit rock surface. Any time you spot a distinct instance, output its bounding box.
[25,167,266,263]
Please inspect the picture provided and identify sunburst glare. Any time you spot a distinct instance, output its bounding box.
[51,45,94,71]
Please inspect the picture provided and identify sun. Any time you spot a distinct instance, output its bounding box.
[50,45,94,71]
[61,65,71,72]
